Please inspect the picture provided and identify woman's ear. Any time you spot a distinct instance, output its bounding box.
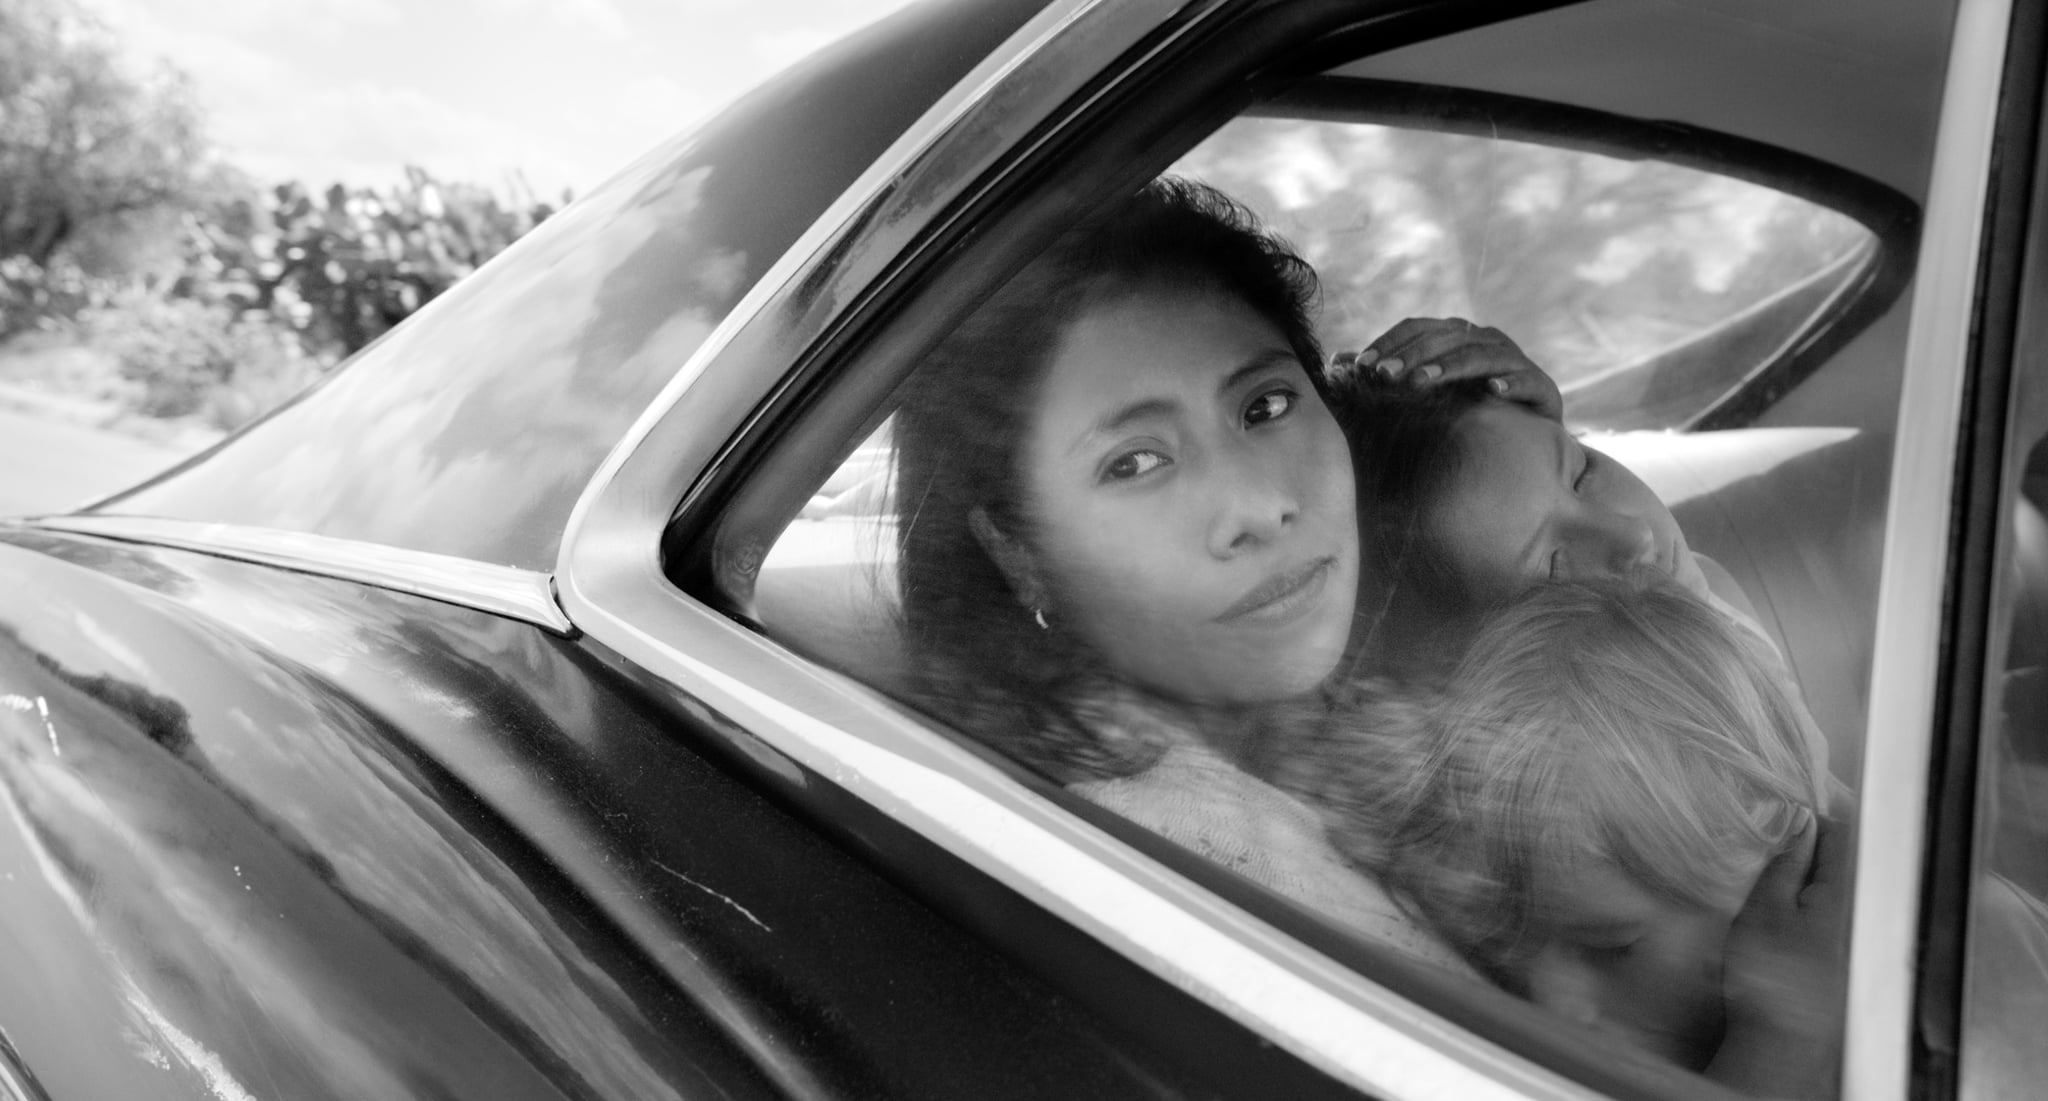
[969,506,1044,609]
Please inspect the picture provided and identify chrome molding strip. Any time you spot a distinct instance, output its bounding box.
[559,2,1595,1098]
[25,515,574,636]
[1847,0,2012,1097]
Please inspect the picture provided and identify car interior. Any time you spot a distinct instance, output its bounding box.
[667,0,2048,1093]
[741,0,1947,814]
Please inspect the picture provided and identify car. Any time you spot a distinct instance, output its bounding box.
[0,0,2042,1097]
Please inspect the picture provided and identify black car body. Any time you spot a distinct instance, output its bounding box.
[2,1,2044,1098]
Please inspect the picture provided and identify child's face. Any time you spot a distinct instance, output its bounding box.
[1428,402,1708,603]
[1513,848,1769,1068]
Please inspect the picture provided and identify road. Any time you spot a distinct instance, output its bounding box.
[0,407,188,518]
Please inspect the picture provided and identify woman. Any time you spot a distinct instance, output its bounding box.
[890,178,1537,969]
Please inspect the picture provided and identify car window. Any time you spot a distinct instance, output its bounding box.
[1960,284,2048,1099]
[699,4,1963,1097]
[1960,433,2048,1098]
[1170,113,1880,431]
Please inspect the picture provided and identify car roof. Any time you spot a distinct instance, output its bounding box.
[1341,0,1948,199]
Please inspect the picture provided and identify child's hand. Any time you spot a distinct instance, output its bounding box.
[1707,805,1852,1098]
[1331,317,1564,421]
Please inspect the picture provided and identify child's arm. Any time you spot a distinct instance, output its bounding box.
[1332,317,1564,421]
[1706,804,1852,1099]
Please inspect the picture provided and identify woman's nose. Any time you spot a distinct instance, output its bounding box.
[1207,461,1300,559]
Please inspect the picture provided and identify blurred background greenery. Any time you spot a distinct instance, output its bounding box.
[0,0,562,441]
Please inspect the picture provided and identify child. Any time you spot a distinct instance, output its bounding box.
[1325,326,1832,801]
[1264,576,1844,1093]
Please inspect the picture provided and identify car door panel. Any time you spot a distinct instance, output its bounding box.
[0,527,1219,1099]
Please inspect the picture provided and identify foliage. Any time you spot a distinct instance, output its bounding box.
[0,0,207,267]
[3,167,556,430]
[0,253,95,337]
[191,167,561,357]
[70,280,321,429]
[0,0,558,434]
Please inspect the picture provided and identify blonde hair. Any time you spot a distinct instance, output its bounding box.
[1272,575,1819,983]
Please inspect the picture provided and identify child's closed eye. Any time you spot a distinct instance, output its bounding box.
[1578,938,1638,962]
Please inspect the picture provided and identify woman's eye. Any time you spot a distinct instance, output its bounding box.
[1102,449,1170,482]
[1244,388,1297,427]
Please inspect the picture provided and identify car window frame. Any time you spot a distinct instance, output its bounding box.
[1842,0,2019,1098]
[559,1,1647,1098]
[1929,1,2048,1097]
[1233,76,1921,432]
[556,0,2012,1098]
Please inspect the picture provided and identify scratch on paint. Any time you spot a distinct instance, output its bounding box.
[651,859,771,933]
[4,695,62,756]
[121,975,259,1101]
[35,697,56,757]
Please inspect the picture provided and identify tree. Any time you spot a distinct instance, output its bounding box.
[0,0,207,266]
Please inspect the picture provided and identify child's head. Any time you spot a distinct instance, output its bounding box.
[1344,383,1702,669]
[1375,576,1818,1066]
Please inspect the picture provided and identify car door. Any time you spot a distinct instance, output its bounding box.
[563,0,2048,1098]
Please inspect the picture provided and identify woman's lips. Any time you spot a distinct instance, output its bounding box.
[1218,556,1335,624]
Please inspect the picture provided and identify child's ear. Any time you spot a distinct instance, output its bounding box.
[969,506,1045,610]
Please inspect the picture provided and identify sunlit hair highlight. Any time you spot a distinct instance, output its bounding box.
[1278,575,1818,984]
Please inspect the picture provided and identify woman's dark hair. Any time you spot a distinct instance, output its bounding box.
[1332,371,1498,678]
[891,176,1323,783]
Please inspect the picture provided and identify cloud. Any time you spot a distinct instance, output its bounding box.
[467,0,630,40]
[219,82,562,189]
[745,0,920,69]
[88,0,401,41]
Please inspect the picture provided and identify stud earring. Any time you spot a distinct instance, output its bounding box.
[1033,608,1049,631]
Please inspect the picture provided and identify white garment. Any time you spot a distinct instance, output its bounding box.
[1073,739,1478,976]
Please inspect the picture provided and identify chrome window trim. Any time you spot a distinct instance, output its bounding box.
[22,514,574,636]
[559,0,1601,1096]
[1847,0,2012,1097]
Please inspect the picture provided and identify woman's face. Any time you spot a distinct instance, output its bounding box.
[1429,402,1707,602]
[1012,284,1359,705]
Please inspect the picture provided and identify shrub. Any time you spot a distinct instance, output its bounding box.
[71,282,319,429]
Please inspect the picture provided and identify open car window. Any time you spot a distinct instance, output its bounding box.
[667,3,1970,1098]
[1171,102,1889,431]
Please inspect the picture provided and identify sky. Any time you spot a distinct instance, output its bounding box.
[82,0,921,200]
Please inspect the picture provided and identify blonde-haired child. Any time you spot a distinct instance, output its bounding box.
[1266,576,1846,1095]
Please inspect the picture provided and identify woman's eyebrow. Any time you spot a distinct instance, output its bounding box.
[1216,349,1299,397]
[1085,398,1177,442]
[1069,349,1297,455]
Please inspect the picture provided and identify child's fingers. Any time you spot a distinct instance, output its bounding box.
[1802,803,1856,903]
[1386,325,1519,375]
[1365,321,1508,379]
[1398,341,1565,421]
[1748,813,1821,925]
[1363,316,1471,363]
